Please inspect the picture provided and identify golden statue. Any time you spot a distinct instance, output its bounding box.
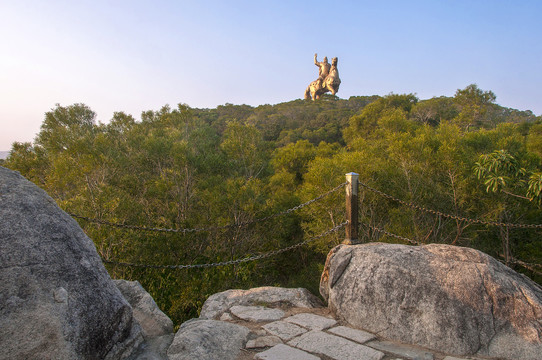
[304,53,341,100]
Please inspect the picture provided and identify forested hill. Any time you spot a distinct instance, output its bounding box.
[190,87,537,146]
[3,84,542,325]
[189,95,380,145]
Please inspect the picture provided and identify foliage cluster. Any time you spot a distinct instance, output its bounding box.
[4,86,542,325]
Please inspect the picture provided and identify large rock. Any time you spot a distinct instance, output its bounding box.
[0,167,143,360]
[114,280,174,359]
[200,286,323,320]
[167,319,249,360]
[320,243,542,360]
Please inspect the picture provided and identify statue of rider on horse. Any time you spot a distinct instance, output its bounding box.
[304,53,341,100]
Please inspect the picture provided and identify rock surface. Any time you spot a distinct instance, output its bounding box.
[187,301,485,360]
[167,319,250,360]
[288,330,385,360]
[230,305,285,322]
[173,286,471,359]
[114,280,174,359]
[199,286,323,320]
[255,344,319,360]
[245,335,282,349]
[327,326,376,344]
[366,340,434,360]
[284,312,337,331]
[320,243,542,360]
[0,166,143,360]
[263,320,309,341]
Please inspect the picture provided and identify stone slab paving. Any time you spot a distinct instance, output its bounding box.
[367,340,434,360]
[230,305,285,322]
[210,306,502,360]
[283,313,337,331]
[288,330,385,360]
[262,320,308,341]
[255,344,320,360]
[327,325,376,344]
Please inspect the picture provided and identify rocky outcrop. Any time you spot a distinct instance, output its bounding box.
[167,319,250,360]
[0,167,143,360]
[320,243,542,360]
[199,286,323,320]
[114,280,174,359]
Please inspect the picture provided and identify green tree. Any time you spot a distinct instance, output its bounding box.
[410,96,458,126]
[271,140,317,185]
[454,84,496,130]
[36,103,97,153]
[220,120,269,179]
[344,94,418,142]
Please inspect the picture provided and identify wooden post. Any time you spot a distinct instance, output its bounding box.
[344,172,360,245]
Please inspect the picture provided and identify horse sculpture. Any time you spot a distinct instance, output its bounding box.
[304,56,341,100]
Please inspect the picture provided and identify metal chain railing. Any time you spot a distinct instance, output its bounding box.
[73,171,542,277]
[359,180,542,229]
[69,182,347,234]
[101,220,348,269]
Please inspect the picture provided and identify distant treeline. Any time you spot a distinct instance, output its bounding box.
[4,84,542,325]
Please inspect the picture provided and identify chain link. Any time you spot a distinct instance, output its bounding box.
[359,220,422,246]
[102,221,348,269]
[70,182,347,234]
[359,179,542,271]
[359,180,542,229]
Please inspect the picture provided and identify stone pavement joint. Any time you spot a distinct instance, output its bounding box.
[255,344,320,360]
[327,325,376,344]
[262,320,308,341]
[288,330,385,360]
[283,312,337,331]
[229,305,285,322]
[367,340,434,360]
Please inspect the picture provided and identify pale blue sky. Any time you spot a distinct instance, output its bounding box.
[1,0,541,150]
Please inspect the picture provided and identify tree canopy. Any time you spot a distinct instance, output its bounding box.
[4,85,541,325]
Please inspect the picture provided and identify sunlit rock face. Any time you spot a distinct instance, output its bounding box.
[320,242,542,360]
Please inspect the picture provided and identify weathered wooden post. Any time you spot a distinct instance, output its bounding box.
[344,172,360,245]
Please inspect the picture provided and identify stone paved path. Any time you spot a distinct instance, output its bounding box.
[220,306,493,360]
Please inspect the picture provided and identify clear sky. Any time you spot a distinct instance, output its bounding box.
[1,0,541,150]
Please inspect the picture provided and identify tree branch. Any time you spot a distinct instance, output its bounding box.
[501,190,531,201]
